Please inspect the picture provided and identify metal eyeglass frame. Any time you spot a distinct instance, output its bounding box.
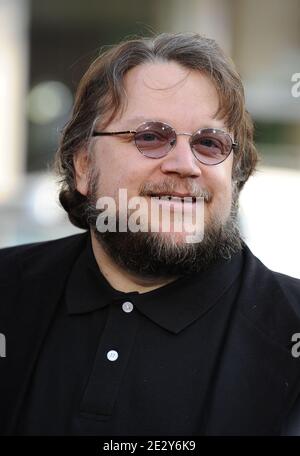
[92,120,238,165]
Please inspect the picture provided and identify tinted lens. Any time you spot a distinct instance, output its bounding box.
[190,129,232,165]
[135,122,176,158]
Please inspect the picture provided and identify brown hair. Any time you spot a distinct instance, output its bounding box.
[54,32,258,229]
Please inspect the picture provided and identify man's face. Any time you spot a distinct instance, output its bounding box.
[76,61,241,278]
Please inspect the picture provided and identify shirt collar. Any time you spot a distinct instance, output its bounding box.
[66,235,244,333]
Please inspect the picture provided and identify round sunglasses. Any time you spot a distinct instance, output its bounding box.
[92,120,238,165]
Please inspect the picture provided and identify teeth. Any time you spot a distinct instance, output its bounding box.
[154,195,193,202]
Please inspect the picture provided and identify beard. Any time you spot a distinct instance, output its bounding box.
[85,171,243,279]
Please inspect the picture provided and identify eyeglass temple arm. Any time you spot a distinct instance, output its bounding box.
[92,130,136,137]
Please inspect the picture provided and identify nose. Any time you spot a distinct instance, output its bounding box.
[159,134,202,178]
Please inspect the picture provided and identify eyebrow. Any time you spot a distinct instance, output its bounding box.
[124,116,227,131]
[124,116,149,127]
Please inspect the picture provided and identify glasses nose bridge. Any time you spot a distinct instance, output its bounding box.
[176,131,193,138]
[172,131,193,150]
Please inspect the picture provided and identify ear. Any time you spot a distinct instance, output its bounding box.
[73,148,89,196]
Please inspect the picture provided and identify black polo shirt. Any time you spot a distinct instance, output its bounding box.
[17,235,244,435]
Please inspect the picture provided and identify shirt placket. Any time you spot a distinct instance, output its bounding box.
[79,297,139,419]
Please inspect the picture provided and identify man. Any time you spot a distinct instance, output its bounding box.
[1,32,300,436]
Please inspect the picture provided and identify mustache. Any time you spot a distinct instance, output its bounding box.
[139,180,212,203]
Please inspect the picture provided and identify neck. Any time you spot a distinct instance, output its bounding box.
[90,231,177,293]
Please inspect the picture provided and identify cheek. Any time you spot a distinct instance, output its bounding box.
[205,162,233,217]
[94,146,147,197]
[212,179,232,209]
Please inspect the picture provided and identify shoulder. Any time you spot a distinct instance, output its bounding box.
[0,232,88,283]
[238,244,300,335]
[272,270,300,298]
[0,232,88,258]
[242,244,300,299]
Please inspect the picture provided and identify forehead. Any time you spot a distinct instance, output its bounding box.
[116,61,222,129]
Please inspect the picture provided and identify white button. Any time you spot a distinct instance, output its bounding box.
[107,350,119,361]
[122,301,134,313]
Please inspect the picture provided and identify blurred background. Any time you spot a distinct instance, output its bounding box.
[0,0,299,277]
